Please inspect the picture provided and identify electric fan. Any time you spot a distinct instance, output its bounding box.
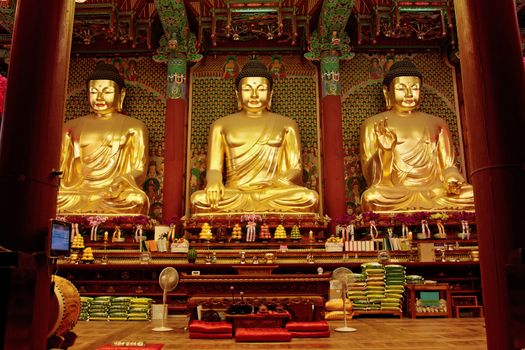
[152,267,179,332]
[332,267,357,332]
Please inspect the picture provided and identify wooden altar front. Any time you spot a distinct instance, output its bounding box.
[180,270,330,296]
[182,270,330,321]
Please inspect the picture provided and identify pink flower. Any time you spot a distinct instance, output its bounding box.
[0,75,7,115]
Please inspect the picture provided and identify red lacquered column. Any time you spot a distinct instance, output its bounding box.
[455,1,525,349]
[162,58,188,224]
[320,56,347,230]
[162,98,187,222]
[0,1,74,349]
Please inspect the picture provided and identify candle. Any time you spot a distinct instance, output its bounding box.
[104,231,108,241]
[408,231,413,240]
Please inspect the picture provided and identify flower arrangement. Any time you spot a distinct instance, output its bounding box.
[86,216,107,241]
[429,212,449,222]
[392,213,418,226]
[164,215,180,226]
[361,211,380,225]
[60,215,155,228]
[449,211,476,222]
[0,74,6,115]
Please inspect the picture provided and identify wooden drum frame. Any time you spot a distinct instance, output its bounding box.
[48,275,81,338]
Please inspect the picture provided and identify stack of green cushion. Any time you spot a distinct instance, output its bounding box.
[127,297,153,321]
[88,296,111,320]
[382,264,406,311]
[79,296,93,321]
[360,262,386,311]
[406,275,425,284]
[108,297,131,321]
[346,273,367,308]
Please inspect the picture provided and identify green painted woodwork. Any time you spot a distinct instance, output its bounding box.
[304,0,355,61]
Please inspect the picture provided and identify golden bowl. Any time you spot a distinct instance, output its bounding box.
[264,253,275,264]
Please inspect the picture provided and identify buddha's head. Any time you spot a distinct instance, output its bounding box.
[234,60,274,112]
[86,62,126,115]
[382,60,423,113]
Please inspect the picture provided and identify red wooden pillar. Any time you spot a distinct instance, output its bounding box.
[320,56,347,231]
[162,58,188,223]
[0,1,74,348]
[454,1,525,349]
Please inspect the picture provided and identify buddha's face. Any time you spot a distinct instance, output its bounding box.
[237,77,272,113]
[384,76,421,112]
[88,79,125,115]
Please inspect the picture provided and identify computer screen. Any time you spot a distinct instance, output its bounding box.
[49,220,72,257]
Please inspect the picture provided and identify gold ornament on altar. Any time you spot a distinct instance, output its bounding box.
[81,247,94,262]
[71,234,85,249]
[259,223,271,240]
[231,223,243,241]
[359,60,474,212]
[199,222,213,240]
[190,60,318,214]
[57,63,149,215]
[264,252,275,264]
[273,224,287,240]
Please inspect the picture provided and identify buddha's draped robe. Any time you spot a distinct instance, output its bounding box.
[57,113,149,214]
[191,113,318,213]
[360,112,474,211]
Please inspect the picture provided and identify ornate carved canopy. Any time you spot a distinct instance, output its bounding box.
[0,0,522,57]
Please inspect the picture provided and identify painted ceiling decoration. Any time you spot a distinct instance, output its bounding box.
[185,0,312,49]
[304,0,355,61]
[356,0,452,45]
[153,0,202,62]
[0,0,522,56]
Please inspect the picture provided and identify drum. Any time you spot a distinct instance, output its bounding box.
[48,275,81,338]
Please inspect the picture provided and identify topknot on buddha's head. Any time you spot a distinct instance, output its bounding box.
[87,62,125,90]
[383,59,423,88]
[235,60,273,90]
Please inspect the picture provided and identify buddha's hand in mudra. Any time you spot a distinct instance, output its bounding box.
[444,176,464,195]
[374,118,397,150]
[205,181,225,209]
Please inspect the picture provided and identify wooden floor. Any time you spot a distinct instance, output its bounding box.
[69,316,487,350]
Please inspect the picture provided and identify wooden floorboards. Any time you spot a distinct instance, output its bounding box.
[69,316,487,350]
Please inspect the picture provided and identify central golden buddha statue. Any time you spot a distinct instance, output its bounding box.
[360,60,474,212]
[57,63,149,215]
[191,60,319,213]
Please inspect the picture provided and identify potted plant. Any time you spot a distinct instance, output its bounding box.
[187,248,197,263]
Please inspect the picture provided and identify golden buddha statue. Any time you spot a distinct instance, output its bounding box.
[360,60,474,212]
[191,61,318,213]
[57,63,149,215]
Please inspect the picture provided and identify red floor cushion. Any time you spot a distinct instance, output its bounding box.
[235,328,292,342]
[285,321,329,332]
[289,330,330,338]
[188,320,232,334]
[97,344,163,350]
[189,332,233,339]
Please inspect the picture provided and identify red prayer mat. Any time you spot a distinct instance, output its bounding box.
[96,344,163,350]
